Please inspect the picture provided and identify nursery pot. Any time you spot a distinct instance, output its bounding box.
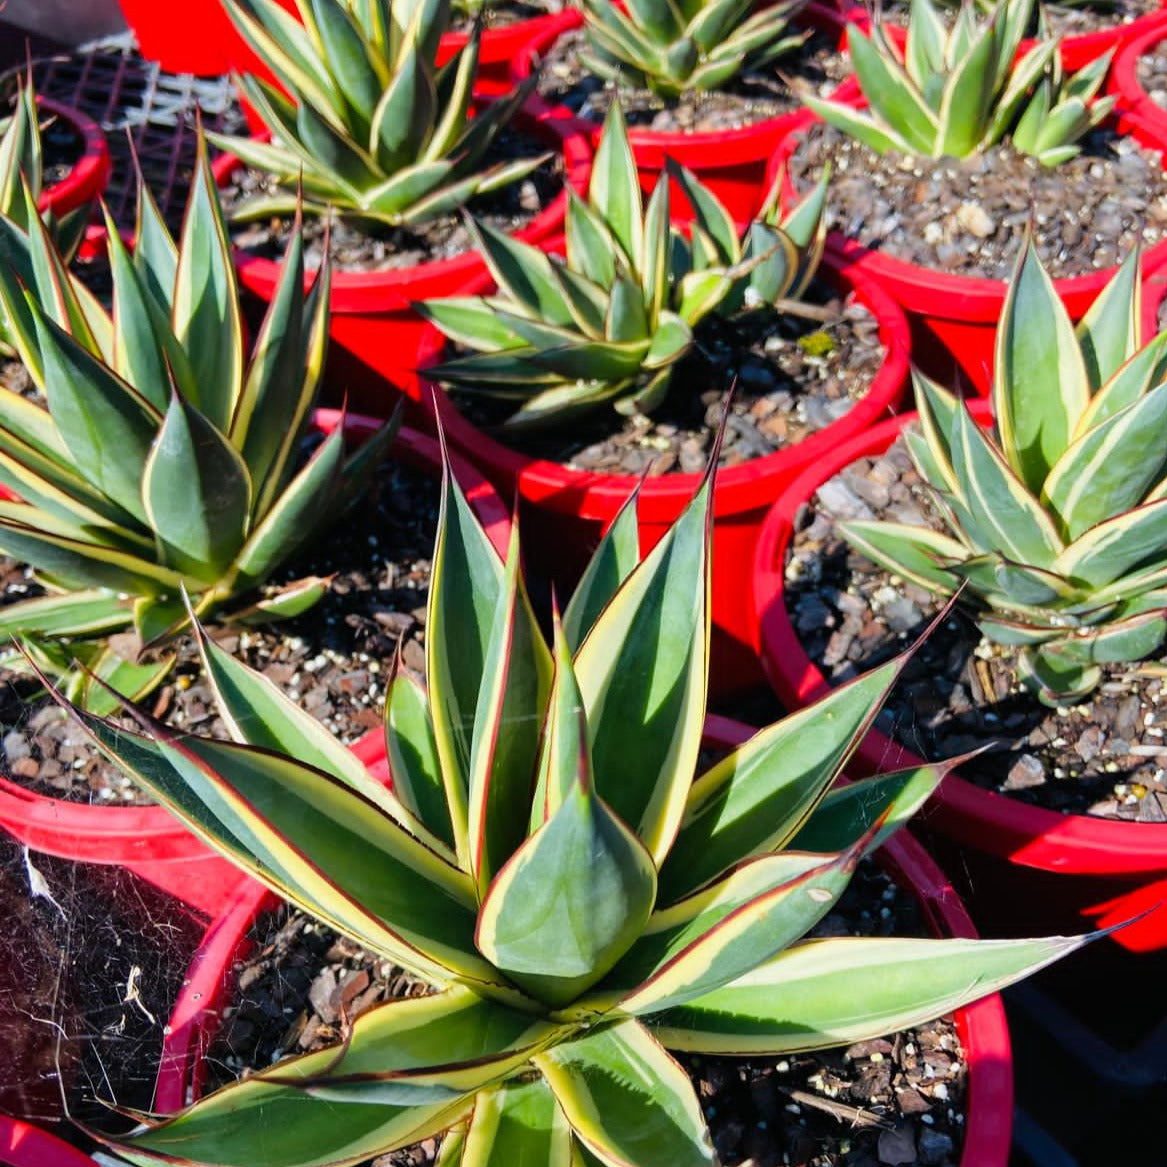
[412,247,912,700]
[33,97,110,222]
[509,4,846,222]
[116,0,557,91]
[1109,11,1167,141]
[153,715,1016,1167]
[768,89,1167,396]
[750,403,1167,954]
[210,112,592,418]
[0,1118,96,1167]
[0,422,508,921]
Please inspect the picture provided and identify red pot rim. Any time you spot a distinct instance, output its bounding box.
[34,97,111,220]
[511,7,825,158]
[156,714,1013,1167]
[1111,11,1167,115]
[0,421,507,859]
[0,1116,97,1167]
[209,108,593,310]
[413,247,912,524]
[750,402,1167,875]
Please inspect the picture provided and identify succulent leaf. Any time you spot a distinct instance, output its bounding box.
[841,242,1167,701]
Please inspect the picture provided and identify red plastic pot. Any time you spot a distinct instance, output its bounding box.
[411,246,911,699]
[0,1118,96,1167]
[1109,10,1167,139]
[35,98,110,221]
[116,0,558,91]
[0,421,509,922]
[750,402,1167,954]
[509,5,849,222]
[211,112,591,416]
[153,715,1016,1167]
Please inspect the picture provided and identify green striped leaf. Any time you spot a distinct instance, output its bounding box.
[1053,496,1167,589]
[848,28,939,154]
[993,239,1090,494]
[590,104,643,266]
[32,303,159,525]
[459,1079,572,1167]
[839,519,966,595]
[476,728,656,1007]
[787,763,950,856]
[1075,241,1141,391]
[114,988,553,1167]
[0,589,131,637]
[467,522,552,894]
[1042,383,1167,540]
[563,484,641,652]
[143,391,252,582]
[386,662,454,852]
[652,933,1089,1055]
[573,464,711,866]
[172,137,243,431]
[603,845,862,1016]
[536,1021,714,1167]
[947,401,1064,567]
[428,456,505,867]
[1073,330,1167,438]
[658,654,905,902]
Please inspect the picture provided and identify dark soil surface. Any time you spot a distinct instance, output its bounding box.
[202,861,966,1167]
[448,280,885,475]
[220,128,563,272]
[785,121,1167,279]
[1136,48,1167,109]
[0,452,444,805]
[782,433,1167,821]
[534,26,850,132]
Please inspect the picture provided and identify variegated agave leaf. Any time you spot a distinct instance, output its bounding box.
[212,0,547,230]
[0,128,396,702]
[669,158,829,315]
[73,429,1091,1167]
[841,240,1167,703]
[418,102,722,425]
[0,76,92,355]
[578,0,810,98]
[801,0,1115,165]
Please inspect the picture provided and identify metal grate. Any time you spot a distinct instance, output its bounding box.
[15,33,245,233]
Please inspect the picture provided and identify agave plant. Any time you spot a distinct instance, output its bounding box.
[669,159,829,316]
[841,241,1167,703]
[0,77,92,345]
[577,0,809,98]
[802,0,1114,165]
[419,105,827,424]
[0,135,396,708]
[214,0,546,231]
[63,431,1091,1167]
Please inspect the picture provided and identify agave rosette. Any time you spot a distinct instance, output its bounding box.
[0,136,395,706]
[419,104,828,424]
[803,0,1114,165]
[64,430,1091,1166]
[215,0,547,230]
[578,0,810,98]
[842,241,1167,702]
[418,104,735,423]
